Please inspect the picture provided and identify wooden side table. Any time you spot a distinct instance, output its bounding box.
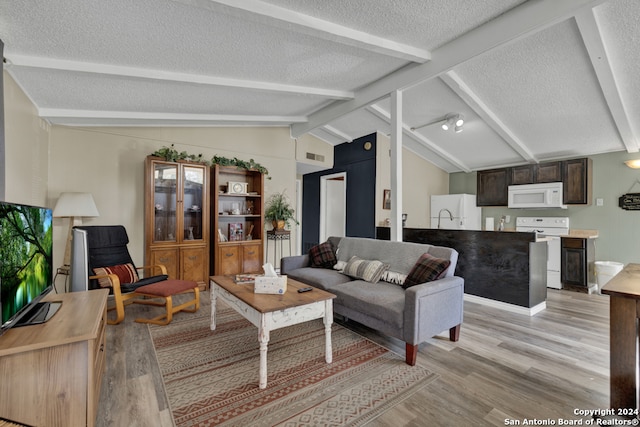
[265,230,291,268]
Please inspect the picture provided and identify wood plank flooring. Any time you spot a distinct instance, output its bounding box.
[96,289,611,426]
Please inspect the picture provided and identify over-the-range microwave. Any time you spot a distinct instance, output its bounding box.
[507,182,567,209]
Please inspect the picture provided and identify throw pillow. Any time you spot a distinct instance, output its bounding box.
[93,263,139,288]
[381,270,408,285]
[309,241,337,268]
[403,253,451,289]
[343,256,389,284]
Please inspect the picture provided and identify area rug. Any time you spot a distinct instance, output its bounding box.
[149,296,438,426]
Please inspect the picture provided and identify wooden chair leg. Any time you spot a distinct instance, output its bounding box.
[107,292,126,325]
[405,343,418,366]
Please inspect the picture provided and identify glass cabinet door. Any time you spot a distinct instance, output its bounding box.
[183,165,204,241]
[153,163,178,242]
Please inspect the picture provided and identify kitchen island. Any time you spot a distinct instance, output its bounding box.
[376,227,548,315]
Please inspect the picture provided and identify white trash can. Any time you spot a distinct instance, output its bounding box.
[594,261,624,294]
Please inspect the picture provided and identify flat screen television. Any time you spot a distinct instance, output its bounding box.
[0,200,59,335]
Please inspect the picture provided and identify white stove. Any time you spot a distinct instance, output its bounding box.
[515,217,570,236]
[516,217,570,289]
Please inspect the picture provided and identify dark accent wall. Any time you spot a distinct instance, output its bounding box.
[302,133,377,252]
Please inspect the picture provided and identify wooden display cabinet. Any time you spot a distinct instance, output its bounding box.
[144,156,210,288]
[0,289,108,427]
[212,165,264,275]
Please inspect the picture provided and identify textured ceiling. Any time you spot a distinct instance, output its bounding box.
[2,0,638,173]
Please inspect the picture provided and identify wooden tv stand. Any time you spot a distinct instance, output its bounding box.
[0,289,108,427]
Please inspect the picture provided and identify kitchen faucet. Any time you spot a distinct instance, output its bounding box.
[437,208,453,229]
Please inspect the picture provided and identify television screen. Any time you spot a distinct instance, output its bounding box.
[0,201,55,332]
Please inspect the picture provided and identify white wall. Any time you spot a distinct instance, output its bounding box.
[3,71,49,206]
[375,132,449,228]
[47,126,302,271]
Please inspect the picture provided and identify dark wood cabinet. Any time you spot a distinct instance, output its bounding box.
[535,161,562,183]
[562,158,592,205]
[509,165,534,185]
[561,237,595,290]
[476,158,591,207]
[477,168,509,206]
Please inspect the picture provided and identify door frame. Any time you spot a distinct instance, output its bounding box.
[319,172,347,242]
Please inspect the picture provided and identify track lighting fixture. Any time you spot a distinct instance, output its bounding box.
[411,113,465,133]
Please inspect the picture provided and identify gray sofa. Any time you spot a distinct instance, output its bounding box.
[280,236,464,365]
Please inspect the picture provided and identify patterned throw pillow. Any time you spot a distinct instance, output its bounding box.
[402,253,451,289]
[343,256,389,284]
[309,241,337,268]
[93,263,139,288]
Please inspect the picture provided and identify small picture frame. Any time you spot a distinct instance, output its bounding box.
[228,222,243,241]
[383,189,391,210]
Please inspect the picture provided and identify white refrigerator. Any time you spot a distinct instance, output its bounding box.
[430,194,482,230]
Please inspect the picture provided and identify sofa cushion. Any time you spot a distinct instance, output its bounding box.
[286,267,353,291]
[343,256,389,283]
[309,241,337,268]
[402,253,451,289]
[331,280,405,330]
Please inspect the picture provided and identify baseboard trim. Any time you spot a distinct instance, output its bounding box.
[464,294,546,317]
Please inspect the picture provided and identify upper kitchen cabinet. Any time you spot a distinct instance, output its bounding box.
[477,168,509,206]
[509,162,562,186]
[477,158,591,207]
[562,158,592,205]
[144,156,210,287]
[509,165,535,185]
[534,161,562,183]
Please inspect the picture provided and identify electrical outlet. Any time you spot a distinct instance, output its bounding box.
[505,215,511,223]
[596,198,604,206]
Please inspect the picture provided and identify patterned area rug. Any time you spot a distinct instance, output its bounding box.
[149,296,438,426]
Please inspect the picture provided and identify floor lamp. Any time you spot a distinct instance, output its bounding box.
[53,192,100,271]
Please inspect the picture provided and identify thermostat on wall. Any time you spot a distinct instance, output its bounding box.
[227,181,248,194]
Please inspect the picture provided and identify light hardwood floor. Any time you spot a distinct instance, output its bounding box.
[96,289,611,426]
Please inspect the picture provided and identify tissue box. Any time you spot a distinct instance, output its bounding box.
[254,275,288,294]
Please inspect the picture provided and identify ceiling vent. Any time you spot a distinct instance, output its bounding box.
[306,152,325,162]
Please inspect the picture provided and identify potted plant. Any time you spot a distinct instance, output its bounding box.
[264,192,297,230]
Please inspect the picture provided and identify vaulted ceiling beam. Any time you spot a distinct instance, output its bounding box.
[575,9,639,153]
[38,108,306,124]
[321,125,354,143]
[7,54,354,100]
[291,0,609,138]
[440,71,538,163]
[184,0,431,63]
[365,104,471,172]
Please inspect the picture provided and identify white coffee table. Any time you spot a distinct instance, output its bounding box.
[210,275,336,389]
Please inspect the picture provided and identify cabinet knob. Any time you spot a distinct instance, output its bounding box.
[160,257,170,263]
[188,256,197,261]
[247,250,255,255]
[225,252,234,257]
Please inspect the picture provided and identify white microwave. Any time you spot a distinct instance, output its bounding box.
[508,182,567,209]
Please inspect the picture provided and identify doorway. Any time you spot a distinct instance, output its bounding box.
[320,172,346,242]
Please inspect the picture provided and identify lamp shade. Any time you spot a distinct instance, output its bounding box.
[53,192,99,218]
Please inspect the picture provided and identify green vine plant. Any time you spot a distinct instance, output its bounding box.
[151,144,269,177]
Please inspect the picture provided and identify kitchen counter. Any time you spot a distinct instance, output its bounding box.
[566,229,598,239]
